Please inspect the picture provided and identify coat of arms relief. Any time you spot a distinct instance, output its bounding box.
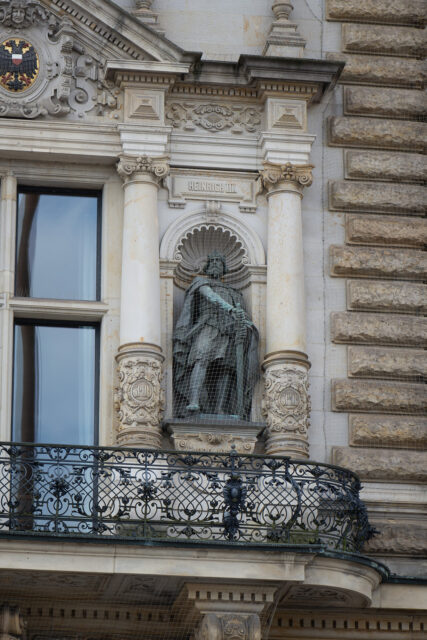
[0,0,121,119]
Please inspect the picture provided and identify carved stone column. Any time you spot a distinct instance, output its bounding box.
[115,155,169,448]
[186,584,276,640]
[259,162,313,458]
[0,604,26,640]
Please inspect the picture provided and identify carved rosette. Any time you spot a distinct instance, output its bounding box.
[259,162,313,195]
[196,613,261,640]
[116,154,170,186]
[262,364,310,457]
[115,345,164,448]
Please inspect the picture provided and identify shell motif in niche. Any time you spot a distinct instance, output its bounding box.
[174,225,249,289]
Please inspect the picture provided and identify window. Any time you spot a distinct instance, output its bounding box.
[10,186,102,446]
[15,187,101,300]
[12,320,99,445]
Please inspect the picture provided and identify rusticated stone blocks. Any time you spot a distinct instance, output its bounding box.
[329,117,426,152]
[332,447,427,482]
[350,414,427,449]
[331,312,427,347]
[363,524,427,555]
[345,150,427,183]
[329,181,426,216]
[327,52,425,87]
[332,379,427,414]
[346,215,427,248]
[347,280,427,314]
[330,245,427,280]
[326,0,426,26]
[344,87,426,120]
[343,24,427,58]
[348,346,427,380]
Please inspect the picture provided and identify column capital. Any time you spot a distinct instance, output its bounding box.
[259,161,313,196]
[116,154,170,186]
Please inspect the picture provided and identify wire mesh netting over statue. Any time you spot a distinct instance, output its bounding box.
[173,250,259,421]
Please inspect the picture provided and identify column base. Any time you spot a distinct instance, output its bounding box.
[262,351,311,458]
[115,343,164,448]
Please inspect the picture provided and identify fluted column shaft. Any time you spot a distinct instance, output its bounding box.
[260,162,313,458]
[115,155,169,448]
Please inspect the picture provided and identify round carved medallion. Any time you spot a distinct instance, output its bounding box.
[278,386,301,411]
[130,378,153,403]
[0,38,39,93]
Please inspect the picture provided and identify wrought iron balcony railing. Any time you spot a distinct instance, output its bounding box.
[0,442,374,552]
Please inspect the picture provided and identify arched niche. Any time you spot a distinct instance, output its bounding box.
[159,204,267,423]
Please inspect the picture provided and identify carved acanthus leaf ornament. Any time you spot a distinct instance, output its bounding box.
[260,162,313,192]
[116,155,170,185]
[0,0,48,28]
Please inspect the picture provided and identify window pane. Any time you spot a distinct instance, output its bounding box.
[12,323,98,445]
[15,190,100,300]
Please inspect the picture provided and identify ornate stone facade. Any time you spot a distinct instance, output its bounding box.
[196,613,261,640]
[115,345,164,448]
[165,101,262,134]
[263,364,310,457]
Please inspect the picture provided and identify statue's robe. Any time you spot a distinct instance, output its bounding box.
[173,276,259,419]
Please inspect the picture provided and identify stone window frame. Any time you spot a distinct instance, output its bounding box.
[0,162,122,446]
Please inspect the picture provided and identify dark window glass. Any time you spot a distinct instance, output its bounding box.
[15,188,100,300]
[12,321,99,445]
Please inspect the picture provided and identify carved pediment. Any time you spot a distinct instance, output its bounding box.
[0,0,186,120]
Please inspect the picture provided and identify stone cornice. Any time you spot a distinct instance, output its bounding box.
[105,60,191,87]
[116,154,170,185]
[259,162,314,194]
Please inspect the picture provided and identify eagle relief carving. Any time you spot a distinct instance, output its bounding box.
[0,0,121,119]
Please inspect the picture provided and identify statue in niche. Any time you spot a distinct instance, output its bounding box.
[173,250,259,420]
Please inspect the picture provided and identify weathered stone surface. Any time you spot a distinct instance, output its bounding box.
[345,150,427,183]
[346,215,427,248]
[350,414,427,449]
[327,0,426,27]
[327,52,425,88]
[343,24,427,58]
[363,524,427,555]
[332,379,427,414]
[330,245,427,279]
[344,86,426,120]
[348,346,427,380]
[330,181,426,216]
[332,447,427,482]
[329,116,426,152]
[347,280,427,314]
[331,312,427,347]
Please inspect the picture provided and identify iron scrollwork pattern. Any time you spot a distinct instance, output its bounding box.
[0,442,375,552]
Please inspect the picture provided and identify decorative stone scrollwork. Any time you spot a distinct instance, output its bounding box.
[165,101,262,134]
[196,613,261,640]
[115,345,164,448]
[0,0,121,119]
[263,364,310,457]
[116,154,170,186]
[0,0,48,28]
[260,162,314,193]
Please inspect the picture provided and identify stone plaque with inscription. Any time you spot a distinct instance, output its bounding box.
[166,169,258,213]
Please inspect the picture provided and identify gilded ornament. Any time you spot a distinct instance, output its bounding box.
[0,38,39,92]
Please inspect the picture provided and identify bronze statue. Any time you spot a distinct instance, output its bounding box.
[173,251,259,420]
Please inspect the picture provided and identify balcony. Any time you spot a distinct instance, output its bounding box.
[0,442,374,552]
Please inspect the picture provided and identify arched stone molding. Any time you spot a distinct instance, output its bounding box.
[159,203,267,429]
[160,202,266,288]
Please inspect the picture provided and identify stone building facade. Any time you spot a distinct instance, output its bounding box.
[0,0,425,638]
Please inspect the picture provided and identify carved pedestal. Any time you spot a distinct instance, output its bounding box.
[115,343,164,448]
[0,604,25,640]
[164,418,264,454]
[186,583,276,640]
[263,353,310,458]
